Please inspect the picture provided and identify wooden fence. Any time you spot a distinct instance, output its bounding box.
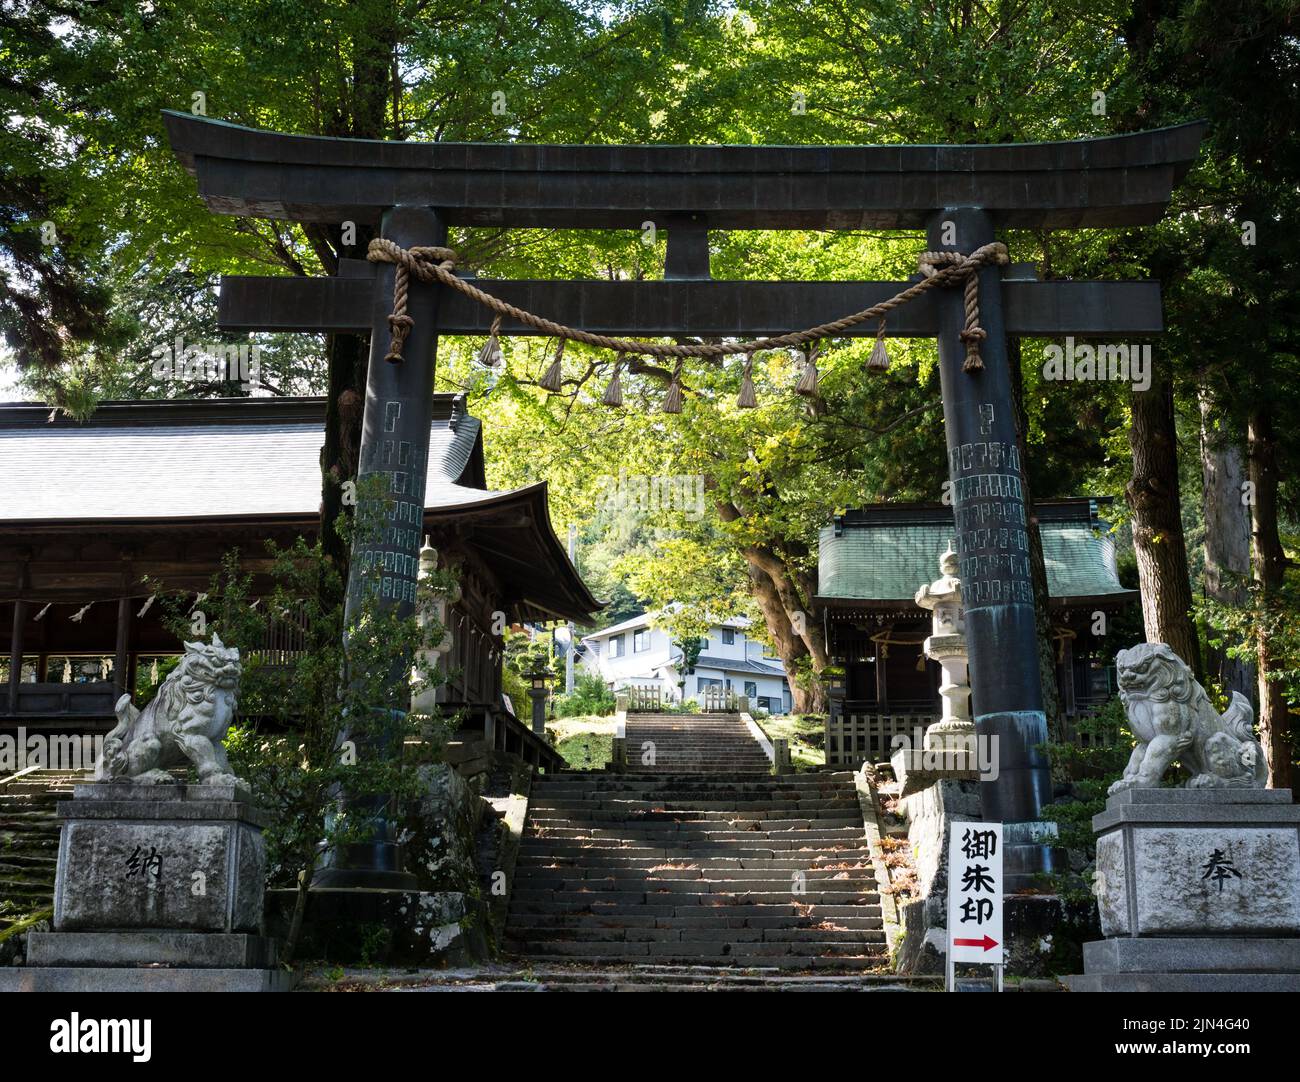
[702,686,738,712]
[626,685,662,712]
[825,711,936,768]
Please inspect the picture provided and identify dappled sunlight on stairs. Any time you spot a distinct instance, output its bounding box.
[506,714,889,976]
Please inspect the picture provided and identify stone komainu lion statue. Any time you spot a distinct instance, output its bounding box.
[95,635,244,787]
[1110,642,1266,794]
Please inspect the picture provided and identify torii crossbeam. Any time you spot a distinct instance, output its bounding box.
[166,112,1203,891]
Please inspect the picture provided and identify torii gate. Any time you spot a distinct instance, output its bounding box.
[165,113,1203,892]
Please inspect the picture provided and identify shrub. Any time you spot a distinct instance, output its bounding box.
[553,672,617,717]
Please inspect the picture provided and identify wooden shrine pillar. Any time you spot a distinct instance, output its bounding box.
[114,597,131,696]
[927,207,1055,890]
[9,600,25,706]
[316,205,447,891]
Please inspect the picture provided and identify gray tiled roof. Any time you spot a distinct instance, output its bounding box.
[818,507,1129,602]
[0,395,502,522]
[694,654,788,678]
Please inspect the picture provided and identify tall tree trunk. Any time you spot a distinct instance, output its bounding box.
[318,330,368,614]
[1199,393,1255,697]
[717,498,830,712]
[1008,338,1068,745]
[1125,358,1203,679]
[747,564,823,712]
[1247,405,1293,789]
[314,24,392,610]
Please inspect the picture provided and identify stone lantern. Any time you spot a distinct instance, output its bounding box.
[914,540,975,751]
[526,663,551,735]
[411,537,453,716]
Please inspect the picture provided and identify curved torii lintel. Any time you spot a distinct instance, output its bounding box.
[163,111,1205,231]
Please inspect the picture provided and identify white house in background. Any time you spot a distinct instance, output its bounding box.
[579,611,792,714]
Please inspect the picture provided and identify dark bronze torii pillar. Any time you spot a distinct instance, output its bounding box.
[928,207,1054,887]
[165,112,1203,892]
[315,205,447,890]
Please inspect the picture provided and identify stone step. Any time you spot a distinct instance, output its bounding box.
[506,927,885,944]
[515,865,873,881]
[535,779,850,791]
[525,831,866,845]
[539,771,847,784]
[527,816,863,831]
[529,798,854,811]
[535,789,846,802]
[513,941,888,963]
[507,899,879,916]
[0,881,56,902]
[0,853,58,870]
[516,846,870,861]
[510,891,878,907]
[506,873,873,889]
[494,965,931,991]
[515,858,873,873]
[506,911,884,929]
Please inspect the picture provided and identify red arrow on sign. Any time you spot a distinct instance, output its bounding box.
[953,935,999,951]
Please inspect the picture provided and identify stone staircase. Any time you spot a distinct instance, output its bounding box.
[0,771,81,929]
[623,712,773,774]
[506,714,887,971]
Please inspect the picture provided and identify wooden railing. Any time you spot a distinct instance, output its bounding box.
[626,685,662,712]
[825,708,937,768]
[702,686,738,713]
[0,682,119,722]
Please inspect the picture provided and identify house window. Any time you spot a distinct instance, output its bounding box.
[609,634,625,658]
[744,681,758,699]
[633,629,649,652]
[721,628,735,645]
[697,677,723,689]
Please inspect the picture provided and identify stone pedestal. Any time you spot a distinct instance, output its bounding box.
[0,783,289,991]
[1067,788,1300,992]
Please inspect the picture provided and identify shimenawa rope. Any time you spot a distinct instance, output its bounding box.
[366,237,1008,381]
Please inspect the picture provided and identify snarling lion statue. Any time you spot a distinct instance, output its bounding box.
[1109,642,1265,794]
[95,635,244,787]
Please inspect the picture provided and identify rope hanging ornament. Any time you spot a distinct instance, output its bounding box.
[538,338,566,392]
[602,358,624,407]
[476,315,504,367]
[917,244,1009,372]
[663,362,684,414]
[366,237,1009,382]
[867,319,890,372]
[737,356,757,409]
[795,344,821,397]
[366,239,458,363]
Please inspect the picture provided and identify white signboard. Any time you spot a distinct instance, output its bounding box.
[947,821,1004,966]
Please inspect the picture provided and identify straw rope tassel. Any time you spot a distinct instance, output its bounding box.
[795,344,820,396]
[602,359,624,407]
[867,319,890,372]
[538,338,566,392]
[737,356,757,408]
[476,315,504,367]
[663,363,684,414]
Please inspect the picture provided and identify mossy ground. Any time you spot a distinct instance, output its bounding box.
[760,714,826,769]
[548,715,617,770]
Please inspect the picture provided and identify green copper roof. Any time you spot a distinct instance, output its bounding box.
[817,504,1130,602]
